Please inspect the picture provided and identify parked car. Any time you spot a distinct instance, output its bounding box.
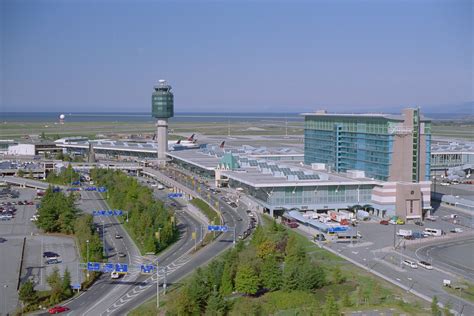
[46,258,61,265]
[418,261,433,270]
[48,306,70,314]
[402,259,418,269]
[415,221,424,226]
[43,252,60,260]
[379,220,389,225]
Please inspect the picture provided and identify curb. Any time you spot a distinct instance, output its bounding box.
[17,236,27,290]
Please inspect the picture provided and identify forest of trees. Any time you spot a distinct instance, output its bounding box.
[46,164,81,185]
[90,169,179,254]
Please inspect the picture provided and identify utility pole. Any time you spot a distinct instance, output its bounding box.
[103,221,106,257]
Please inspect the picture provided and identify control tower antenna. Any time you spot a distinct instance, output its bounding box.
[152,80,174,167]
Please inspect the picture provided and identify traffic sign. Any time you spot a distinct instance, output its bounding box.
[167,193,183,198]
[140,264,155,274]
[71,283,81,290]
[98,187,107,192]
[115,263,128,273]
[87,262,101,271]
[93,209,124,217]
[103,263,115,272]
[207,225,228,232]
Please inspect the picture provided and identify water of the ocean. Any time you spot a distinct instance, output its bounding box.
[1,112,304,123]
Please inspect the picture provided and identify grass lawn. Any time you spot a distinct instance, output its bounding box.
[445,280,474,303]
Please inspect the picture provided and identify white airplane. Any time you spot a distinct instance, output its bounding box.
[167,134,200,150]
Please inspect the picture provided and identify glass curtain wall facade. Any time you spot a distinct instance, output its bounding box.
[305,116,394,180]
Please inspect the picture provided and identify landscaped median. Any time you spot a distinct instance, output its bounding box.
[190,197,222,248]
[90,168,179,254]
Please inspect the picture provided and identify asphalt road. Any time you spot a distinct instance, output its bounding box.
[57,190,142,316]
[105,168,248,315]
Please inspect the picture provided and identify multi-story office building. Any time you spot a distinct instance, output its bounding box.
[303,108,431,182]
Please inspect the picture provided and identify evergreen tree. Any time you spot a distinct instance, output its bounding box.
[220,262,234,296]
[19,280,37,304]
[47,268,63,304]
[282,260,300,291]
[332,266,346,284]
[443,301,454,316]
[260,256,282,291]
[299,261,326,290]
[323,291,340,316]
[342,293,352,307]
[431,296,441,316]
[235,264,260,295]
[285,235,306,264]
[205,290,226,316]
[62,268,73,298]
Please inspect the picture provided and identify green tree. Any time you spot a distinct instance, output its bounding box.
[41,131,47,139]
[62,268,73,298]
[47,268,63,304]
[282,260,300,291]
[17,169,25,177]
[431,296,441,316]
[235,264,260,295]
[332,266,346,284]
[220,261,234,296]
[285,235,306,264]
[205,290,226,316]
[323,291,340,316]
[260,256,282,291]
[18,280,37,304]
[299,261,326,290]
[342,293,352,307]
[443,301,454,316]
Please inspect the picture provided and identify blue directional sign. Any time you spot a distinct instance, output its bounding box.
[72,181,80,185]
[98,187,107,193]
[71,283,81,290]
[87,262,101,271]
[115,263,128,274]
[207,225,228,232]
[167,193,183,198]
[85,187,97,191]
[93,210,124,217]
[140,264,155,274]
[103,263,115,273]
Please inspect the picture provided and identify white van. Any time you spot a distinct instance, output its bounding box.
[424,228,442,237]
[402,260,418,269]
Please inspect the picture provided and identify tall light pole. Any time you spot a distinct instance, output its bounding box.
[156,259,160,309]
[86,240,90,279]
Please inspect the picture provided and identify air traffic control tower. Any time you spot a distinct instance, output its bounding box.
[152,80,174,166]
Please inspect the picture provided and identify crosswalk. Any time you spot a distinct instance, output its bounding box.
[104,252,194,315]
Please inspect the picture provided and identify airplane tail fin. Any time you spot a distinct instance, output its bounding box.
[187,134,195,141]
[177,139,181,144]
[219,141,225,149]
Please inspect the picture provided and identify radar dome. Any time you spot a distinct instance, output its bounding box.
[59,114,65,119]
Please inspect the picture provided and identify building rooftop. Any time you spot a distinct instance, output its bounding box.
[301,110,431,122]
[431,140,474,154]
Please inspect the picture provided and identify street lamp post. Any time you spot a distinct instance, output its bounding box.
[86,240,90,279]
[156,259,160,309]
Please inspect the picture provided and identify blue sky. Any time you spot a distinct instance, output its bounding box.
[1,0,472,113]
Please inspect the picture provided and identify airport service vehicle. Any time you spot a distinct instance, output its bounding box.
[450,228,463,233]
[396,219,405,225]
[424,228,443,237]
[397,229,413,237]
[418,261,433,270]
[379,220,389,225]
[415,221,424,226]
[111,271,120,279]
[402,260,418,269]
[48,306,70,314]
[328,210,350,225]
[443,279,452,287]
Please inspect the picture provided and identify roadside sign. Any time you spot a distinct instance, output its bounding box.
[114,210,123,216]
[207,225,228,232]
[93,209,124,217]
[140,264,155,274]
[167,193,183,198]
[103,263,115,272]
[87,262,101,271]
[71,283,81,290]
[115,263,128,274]
[98,187,107,192]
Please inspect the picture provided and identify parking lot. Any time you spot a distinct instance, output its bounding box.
[0,187,82,315]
